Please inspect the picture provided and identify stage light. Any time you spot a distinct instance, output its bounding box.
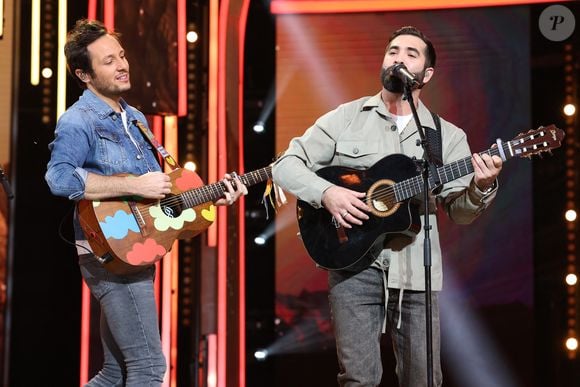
[254,349,268,361]
[254,235,266,245]
[566,274,578,286]
[253,121,265,133]
[566,337,578,351]
[186,30,199,43]
[565,209,577,222]
[184,161,197,172]
[41,67,53,79]
[563,103,576,117]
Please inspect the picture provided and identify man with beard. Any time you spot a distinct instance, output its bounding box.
[272,26,503,386]
[45,19,247,386]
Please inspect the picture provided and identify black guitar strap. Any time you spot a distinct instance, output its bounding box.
[423,112,443,192]
[423,111,443,166]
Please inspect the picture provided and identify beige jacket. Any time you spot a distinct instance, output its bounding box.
[273,93,497,290]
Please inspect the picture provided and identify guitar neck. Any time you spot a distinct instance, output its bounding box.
[180,166,272,208]
[394,140,512,202]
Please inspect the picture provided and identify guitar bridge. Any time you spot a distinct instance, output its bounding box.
[332,216,349,244]
[129,201,149,236]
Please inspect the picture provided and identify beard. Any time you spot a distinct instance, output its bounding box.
[90,71,131,99]
[380,65,425,93]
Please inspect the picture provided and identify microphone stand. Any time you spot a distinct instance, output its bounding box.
[402,82,438,387]
[0,165,14,200]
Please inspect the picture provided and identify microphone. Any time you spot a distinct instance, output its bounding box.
[391,63,420,88]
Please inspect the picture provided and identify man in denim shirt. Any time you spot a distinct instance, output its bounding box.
[45,19,246,386]
[273,26,503,386]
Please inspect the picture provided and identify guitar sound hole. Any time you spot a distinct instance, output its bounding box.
[160,195,184,218]
[367,179,400,218]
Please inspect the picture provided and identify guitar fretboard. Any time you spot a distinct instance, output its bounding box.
[180,166,272,208]
[393,141,510,202]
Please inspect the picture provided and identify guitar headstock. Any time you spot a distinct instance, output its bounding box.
[509,125,565,159]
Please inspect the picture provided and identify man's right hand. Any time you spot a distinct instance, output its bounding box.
[83,171,171,200]
[133,171,172,199]
[321,185,370,228]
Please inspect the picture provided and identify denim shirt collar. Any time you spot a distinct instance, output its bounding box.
[79,88,136,122]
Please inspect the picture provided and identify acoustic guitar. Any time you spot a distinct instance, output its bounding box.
[78,166,272,275]
[296,125,564,271]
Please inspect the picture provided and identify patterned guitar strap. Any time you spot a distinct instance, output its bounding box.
[133,120,180,171]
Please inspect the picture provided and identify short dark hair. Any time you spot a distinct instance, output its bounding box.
[387,26,436,68]
[64,19,121,88]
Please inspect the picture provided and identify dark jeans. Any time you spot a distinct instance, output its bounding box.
[329,267,442,387]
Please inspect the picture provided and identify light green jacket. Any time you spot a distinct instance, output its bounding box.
[272,93,497,290]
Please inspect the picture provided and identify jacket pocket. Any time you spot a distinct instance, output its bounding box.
[335,141,379,168]
[95,126,128,167]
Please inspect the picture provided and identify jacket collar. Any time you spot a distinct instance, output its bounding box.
[80,88,132,120]
[362,92,430,122]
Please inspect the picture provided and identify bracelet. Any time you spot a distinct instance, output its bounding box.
[478,182,496,195]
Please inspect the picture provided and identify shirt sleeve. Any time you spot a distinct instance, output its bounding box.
[272,108,344,208]
[45,113,92,200]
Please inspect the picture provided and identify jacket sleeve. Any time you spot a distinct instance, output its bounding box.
[437,123,498,224]
[272,108,346,208]
[45,113,93,200]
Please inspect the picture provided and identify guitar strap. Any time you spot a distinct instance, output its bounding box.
[423,112,443,166]
[133,120,180,171]
[423,112,443,192]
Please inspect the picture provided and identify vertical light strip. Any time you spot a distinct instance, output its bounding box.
[30,0,41,86]
[0,0,3,38]
[88,0,97,20]
[563,43,578,359]
[79,283,91,386]
[162,115,179,386]
[104,0,115,29]
[177,0,187,116]
[79,2,94,384]
[237,2,250,385]
[207,333,218,387]
[161,248,175,387]
[170,245,179,387]
[217,2,230,386]
[207,0,219,247]
[56,0,67,119]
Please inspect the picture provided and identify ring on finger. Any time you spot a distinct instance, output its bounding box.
[341,211,349,218]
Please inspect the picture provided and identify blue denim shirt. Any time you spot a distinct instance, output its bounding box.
[45,89,161,201]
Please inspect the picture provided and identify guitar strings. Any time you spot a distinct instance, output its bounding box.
[126,137,535,222]
[125,170,268,222]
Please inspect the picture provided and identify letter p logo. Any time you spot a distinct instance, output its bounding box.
[540,5,575,42]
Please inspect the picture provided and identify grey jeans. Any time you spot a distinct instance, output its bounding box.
[329,267,442,387]
[79,255,167,386]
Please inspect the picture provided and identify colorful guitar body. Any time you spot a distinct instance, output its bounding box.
[78,166,272,274]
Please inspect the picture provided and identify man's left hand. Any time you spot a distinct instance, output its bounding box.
[215,173,248,206]
[472,153,502,191]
